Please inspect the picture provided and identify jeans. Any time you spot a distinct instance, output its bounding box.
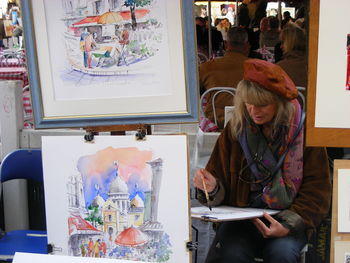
[205,220,307,263]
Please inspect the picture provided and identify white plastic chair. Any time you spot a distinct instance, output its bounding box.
[296,86,306,110]
[200,87,236,127]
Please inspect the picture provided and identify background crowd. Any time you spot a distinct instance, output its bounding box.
[196,0,307,132]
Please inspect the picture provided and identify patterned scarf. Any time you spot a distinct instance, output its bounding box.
[238,99,304,209]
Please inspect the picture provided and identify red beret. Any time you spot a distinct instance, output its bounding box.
[243,59,298,100]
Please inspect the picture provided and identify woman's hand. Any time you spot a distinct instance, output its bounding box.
[252,212,290,238]
[193,168,217,193]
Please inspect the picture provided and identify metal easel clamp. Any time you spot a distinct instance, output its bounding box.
[135,125,147,141]
[186,241,198,251]
[84,130,95,143]
[47,243,62,254]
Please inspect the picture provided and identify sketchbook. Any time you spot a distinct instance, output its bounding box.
[191,205,280,222]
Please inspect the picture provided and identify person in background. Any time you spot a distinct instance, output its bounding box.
[196,25,209,63]
[259,17,269,33]
[199,27,250,130]
[0,19,5,48]
[216,18,231,43]
[226,6,235,26]
[294,18,305,29]
[250,0,268,29]
[12,20,22,48]
[277,23,307,89]
[194,59,331,263]
[295,4,305,21]
[237,0,251,28]
[259,16,280,49]
[281,11,294,29]
[203,16,224,57]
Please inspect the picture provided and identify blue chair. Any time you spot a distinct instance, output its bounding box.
[0,149,48,261]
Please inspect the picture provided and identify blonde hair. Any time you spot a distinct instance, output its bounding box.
[230,80,295,138]
[280,23,306,53]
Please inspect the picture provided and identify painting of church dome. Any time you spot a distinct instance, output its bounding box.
[91,194,105,207]
[109,174,128,194]
[131,194,144,208]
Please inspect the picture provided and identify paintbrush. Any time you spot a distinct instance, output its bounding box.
[200,172,212,211]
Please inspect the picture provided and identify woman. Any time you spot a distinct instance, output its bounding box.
[193,59,331,263]
[277,23,307,88]
[259,16,280,49]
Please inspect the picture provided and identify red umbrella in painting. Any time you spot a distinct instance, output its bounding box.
[115,226,148,247]
[72,16,101,27]
[98,11,123,24]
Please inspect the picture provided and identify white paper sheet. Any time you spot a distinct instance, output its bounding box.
[334,241,350,263]
[338,169,350,232]
[191,205,279,222]
[42,135,190,262]
[13,252,150,263]
[315,0,350,128]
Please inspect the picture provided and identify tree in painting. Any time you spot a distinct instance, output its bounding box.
[85,205,103,228]
[124,0,152,30]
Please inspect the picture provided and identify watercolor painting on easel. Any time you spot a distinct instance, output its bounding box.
[42,135,190,262]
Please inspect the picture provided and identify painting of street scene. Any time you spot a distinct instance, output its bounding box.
[35,0,180,102]
[67,146,172,261]
[61,0,164,75]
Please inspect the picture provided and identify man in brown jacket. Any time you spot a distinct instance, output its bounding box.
[199,27,250,129]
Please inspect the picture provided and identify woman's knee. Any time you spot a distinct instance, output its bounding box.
[206,239,255,263]
[205,222,258,263]
[263,237,306,263]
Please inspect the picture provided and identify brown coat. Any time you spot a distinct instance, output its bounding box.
[197,124,331,237]
[199,51,249,129]
[277,50,308,88]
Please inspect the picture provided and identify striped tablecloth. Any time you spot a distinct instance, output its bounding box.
[0,67,28,86]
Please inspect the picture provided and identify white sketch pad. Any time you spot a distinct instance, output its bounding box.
[191,205,279,222]
[334,241,350,263]
[338,169,350,232]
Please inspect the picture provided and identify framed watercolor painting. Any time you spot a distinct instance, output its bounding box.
[306,0,350,147]
[41,135,191,262]
[21,0,198,129]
